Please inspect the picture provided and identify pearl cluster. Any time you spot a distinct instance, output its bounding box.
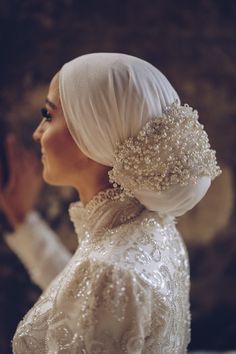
[109,100,222,196]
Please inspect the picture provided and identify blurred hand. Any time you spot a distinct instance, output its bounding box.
[0,134,43,229]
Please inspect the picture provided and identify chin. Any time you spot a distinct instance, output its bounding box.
[43,168,73,187]
[42,169,66,186]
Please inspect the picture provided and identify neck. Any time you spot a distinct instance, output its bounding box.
[72,162,112,206]
[76,181,112,206]
[69,187,145,243]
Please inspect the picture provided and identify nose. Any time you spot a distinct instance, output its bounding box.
[33,120,44,142]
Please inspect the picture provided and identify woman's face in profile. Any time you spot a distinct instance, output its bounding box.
[33,73,88,187]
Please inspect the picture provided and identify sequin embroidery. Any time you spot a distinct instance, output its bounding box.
[12,188,190,354]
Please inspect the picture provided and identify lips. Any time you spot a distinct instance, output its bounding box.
[41,151,46,161]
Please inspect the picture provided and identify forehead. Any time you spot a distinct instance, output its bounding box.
[48,73,60,103]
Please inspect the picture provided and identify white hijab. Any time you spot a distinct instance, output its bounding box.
[59,53,214,218]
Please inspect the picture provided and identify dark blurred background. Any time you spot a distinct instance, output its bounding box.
[0,0,235,353]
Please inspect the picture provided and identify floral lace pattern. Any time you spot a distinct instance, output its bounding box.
[12,188,190,354]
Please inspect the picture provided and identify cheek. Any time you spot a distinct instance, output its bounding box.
[41,129,66,184]
[41,126,84,184]
[42,128,64,161]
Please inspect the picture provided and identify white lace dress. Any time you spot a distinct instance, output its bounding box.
[5,188,191,354]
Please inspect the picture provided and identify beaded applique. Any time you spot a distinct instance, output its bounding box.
[11,188,191,354]
[109,100,222,196]
[69,187,144,242]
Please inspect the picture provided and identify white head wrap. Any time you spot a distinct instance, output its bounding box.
[59,53,221,218]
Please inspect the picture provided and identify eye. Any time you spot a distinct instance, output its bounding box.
[41,108,52,122]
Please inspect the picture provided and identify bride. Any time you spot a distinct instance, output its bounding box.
[2,53,221,353]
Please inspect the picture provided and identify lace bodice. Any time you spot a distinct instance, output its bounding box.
[11,188,191,353]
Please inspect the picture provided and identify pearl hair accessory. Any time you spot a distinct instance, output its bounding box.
[108,100,222,197]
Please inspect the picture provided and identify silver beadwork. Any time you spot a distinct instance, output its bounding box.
[108,100,222,196]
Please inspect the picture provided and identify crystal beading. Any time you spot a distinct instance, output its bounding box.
[108,100,222,196]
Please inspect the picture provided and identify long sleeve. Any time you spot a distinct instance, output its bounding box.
[46,259,152,354]
[4,211,71,290]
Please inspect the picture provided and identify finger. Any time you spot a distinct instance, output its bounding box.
[0,191,19,228]
[5,134,17,175]
[5,134,17,191]
[0,189,10,213]
[22,150,36,174]
[0,191,5,208]
[0,164,3,191]
[25,150,42,174]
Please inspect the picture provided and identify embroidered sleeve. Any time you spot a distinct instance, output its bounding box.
[4,211,71,290]
[46,259,152,354]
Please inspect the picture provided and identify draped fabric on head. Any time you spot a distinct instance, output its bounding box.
[59,53,221,219]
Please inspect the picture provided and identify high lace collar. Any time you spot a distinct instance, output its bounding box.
[69,188,145,243]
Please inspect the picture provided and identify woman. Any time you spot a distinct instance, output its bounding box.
[2,53,221,353]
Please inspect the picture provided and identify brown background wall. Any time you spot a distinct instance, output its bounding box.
[0,0,235,352]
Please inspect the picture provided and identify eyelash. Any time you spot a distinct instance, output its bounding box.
[41,108,52,122]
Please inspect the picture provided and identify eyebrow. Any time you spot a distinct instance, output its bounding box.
[45,98,57,110]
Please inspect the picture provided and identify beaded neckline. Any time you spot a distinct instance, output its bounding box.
[69,187,145,243]
[70,187,123,215]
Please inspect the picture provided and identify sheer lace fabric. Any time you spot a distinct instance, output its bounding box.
[4,212,71,289]
[11,188,190,353]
